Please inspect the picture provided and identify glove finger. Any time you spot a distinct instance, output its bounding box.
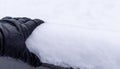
[21,19,44,39]
[1,18,22,32]
[14,17,31,24]
[2,16,12,20]
[2,17,30,24]
[2,17,21,24]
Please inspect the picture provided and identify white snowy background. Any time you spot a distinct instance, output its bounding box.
[1,0,120,69]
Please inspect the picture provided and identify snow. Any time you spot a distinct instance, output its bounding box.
[1,0,120,69]
[26,23,120,69]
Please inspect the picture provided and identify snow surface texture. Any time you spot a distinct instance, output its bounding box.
[1,0,120,69]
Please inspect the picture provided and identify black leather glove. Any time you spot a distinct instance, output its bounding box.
[0,17,44,67]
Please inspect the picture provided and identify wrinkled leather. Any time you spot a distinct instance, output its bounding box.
[0,17,44,67]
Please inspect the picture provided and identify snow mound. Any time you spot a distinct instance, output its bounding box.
[26,23,120,69]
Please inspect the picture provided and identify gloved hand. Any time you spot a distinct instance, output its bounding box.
[0,17,44,67]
